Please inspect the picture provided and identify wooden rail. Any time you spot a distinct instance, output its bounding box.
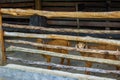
[6,46,120,66]
[3,23,120,34]
[4,32,120,46]
[1,8,120,18]
[0,8,120,79]
[5,39,120,56]
[7,57,120,75]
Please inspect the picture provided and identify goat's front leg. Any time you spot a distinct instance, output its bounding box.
[67,59,70,65]
[46,57,52,69]
[85,61,92,75]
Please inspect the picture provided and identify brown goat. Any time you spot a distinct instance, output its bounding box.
[37,39,70,69]
[76,42,120,74]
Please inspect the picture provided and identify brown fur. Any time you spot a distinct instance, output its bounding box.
[76,42,120,74]
[37,39,70,69]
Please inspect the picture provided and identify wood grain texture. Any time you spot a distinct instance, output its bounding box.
[35,0,41,10]
[1,8,120,18]
[6,46,120,66]
[0,11,6,65]
[7,57,120,75]
[3,23,120,34]
[5,39,120,56]
[4,32,120,46]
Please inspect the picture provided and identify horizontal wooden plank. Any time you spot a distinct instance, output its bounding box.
[49,18,120,21]
[7,57,120,75]
[5,39,120,56]
[0,0,33,3]
[2,9,120,18]
[0,2,34,8]
[42,7,76,11]
[6,46,120,66]
[42,2,106,7]
[42,0,120,2]
[48,20,120,28]
[3,23,120,34]
[4,32,120,46]
[42,2,76,7]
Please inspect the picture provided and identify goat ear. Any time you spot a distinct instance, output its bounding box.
[82,42,86,48]
[84,42,88,49]
[75,44,78,48]
[75,42,79,48]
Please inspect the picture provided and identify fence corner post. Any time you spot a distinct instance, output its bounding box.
[0,8,6,66]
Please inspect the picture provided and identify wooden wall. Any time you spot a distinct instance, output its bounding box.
[0,0,34,9]
[42,0,120,11]
[0,0,34,25]
[41,0,120,30]
[1,0,120,30]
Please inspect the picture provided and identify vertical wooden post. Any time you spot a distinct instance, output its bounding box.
[35,0,41,10]
[75,3,80,29]
[0,9,6,65]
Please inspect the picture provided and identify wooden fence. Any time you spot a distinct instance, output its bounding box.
[0,8,120,80]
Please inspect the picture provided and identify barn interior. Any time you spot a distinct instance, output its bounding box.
[0,0,120,80]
